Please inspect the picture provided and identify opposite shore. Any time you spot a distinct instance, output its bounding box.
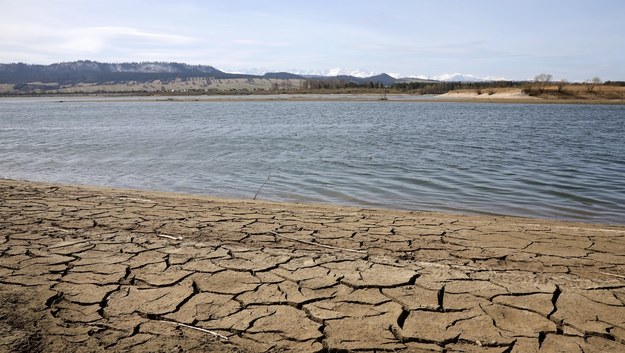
[2,89,625,105]
[2,179,625,352]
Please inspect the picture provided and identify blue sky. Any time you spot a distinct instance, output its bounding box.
[1,0,623,80]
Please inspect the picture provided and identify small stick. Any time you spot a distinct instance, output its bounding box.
[253,171,272,200]
[269,231,366,254]
[156,234,183,240]
[599,272,625,279]
[158,320,229,340]
[119,196,155,203]
[48,227,70,233]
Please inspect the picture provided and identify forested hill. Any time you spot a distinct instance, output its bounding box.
[0,61,256,85]
[0,60,411,87]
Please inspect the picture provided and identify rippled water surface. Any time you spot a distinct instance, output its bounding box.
[1,99,624,224]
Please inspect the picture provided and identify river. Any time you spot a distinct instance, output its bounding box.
[1,98,624,224]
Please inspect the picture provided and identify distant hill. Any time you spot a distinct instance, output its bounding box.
[364,73,397,85]
[395,77,440,84]
[0,60,402,85]
[0,60,420,94]
[0,60,254,85]
[261,72,305,79]
[303,73,398,85]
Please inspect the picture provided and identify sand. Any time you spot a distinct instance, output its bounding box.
[437,89,541,100]
[1,179,625,352]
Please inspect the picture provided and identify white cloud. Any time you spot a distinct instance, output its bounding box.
[96,26,197,44]
[0,22,198,62]
[57,26,197,53]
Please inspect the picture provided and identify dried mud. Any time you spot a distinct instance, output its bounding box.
[1,179,625,352]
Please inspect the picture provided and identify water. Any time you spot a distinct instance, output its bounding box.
[1,98,624,224]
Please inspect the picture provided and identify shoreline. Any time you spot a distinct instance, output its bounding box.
[4,177,621,227]
[2,92,625,105]
[3,177,623,228]
[2,178,625,352]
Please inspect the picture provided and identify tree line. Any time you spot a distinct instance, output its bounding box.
[301,79,387,90]
[300,75,625,95]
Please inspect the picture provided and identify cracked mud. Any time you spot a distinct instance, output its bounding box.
[2,179,625,352]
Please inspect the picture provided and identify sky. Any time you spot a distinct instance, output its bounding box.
[1,0,624,81]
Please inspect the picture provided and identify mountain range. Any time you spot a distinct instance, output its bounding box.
[233,68,503,82]
[0,60,498,87]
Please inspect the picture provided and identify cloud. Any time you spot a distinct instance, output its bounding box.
[57,26,197,52]
[95,26,197,44]
[0,22,198,63]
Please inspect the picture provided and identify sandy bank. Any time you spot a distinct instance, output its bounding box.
[437,88,541,100]
[1,179,625,352]
[435,89,625,105]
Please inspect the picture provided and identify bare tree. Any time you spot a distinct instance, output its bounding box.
[534,73,552,93]
[557,79,567,93]
[586,76,602,93]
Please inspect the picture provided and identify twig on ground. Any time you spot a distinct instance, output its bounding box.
[156,234,183,241]
[269,231,366,254]
[599,272,625,279]
[47,226,70,233]
[118,196,155,203]
[253,171,272,200]
[158,320,229,340]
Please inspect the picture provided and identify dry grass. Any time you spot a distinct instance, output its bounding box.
[0,78,304,94]
[2,79,624,103]
[0,84,15,93]
[525,84,625,100]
